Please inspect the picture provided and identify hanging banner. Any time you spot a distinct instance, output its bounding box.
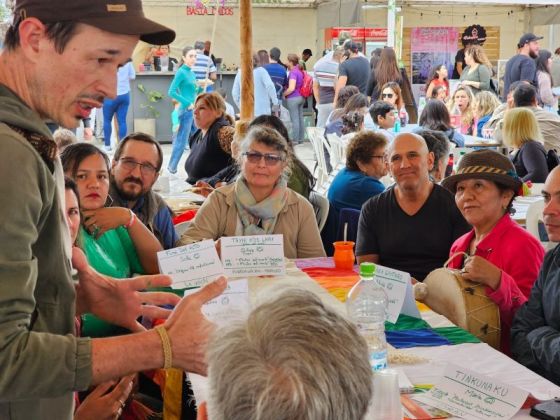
[186,0,234,15]
[411,27,458,85]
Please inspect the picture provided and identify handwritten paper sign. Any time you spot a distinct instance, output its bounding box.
[372,264,420,324]
[413,363,529,420]
[183,278,250,326]
[220,235,286,278]
[157,240,224,289]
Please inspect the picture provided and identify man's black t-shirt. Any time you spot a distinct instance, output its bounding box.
[503,54,537,100]
[356,184,471,280]
[338,56,371,94]
[452,48,465,79]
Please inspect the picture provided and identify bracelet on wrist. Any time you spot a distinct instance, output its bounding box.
[155,325,173,369]
[124,209,136,229]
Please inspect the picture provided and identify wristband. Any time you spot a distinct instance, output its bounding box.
[124,209,136,229]
[155,325,173,369]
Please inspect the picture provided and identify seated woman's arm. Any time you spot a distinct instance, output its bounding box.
[521,142,549,183]
[81,207,162,274]
[126,211,163,274]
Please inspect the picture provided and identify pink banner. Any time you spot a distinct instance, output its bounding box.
[411,27,459,85]
[411,27,458,53]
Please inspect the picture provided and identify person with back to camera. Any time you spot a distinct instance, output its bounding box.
[503,108,549,183]
[283,53,306,144]
[200,289,373,420]
[417,99,466,147]
[442,149,544,354]
[179,126,325,259]
[232,52,278,118]
[325,92,369,137]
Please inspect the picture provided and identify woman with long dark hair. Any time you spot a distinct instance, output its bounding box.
[536,49,558,112]
[418,99,465,147]
[366,47,402,101]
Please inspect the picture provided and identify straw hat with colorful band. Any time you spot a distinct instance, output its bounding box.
[441,149,522,194]
[14,0,176,45]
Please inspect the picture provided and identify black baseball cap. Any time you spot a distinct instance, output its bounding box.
[302,48,313,56]
[14,0,176,45]
[518,33,543,47]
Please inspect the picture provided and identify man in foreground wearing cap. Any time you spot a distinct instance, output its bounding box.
[512,166,560,385]
[0,1,226,419]
[502,33,542,100]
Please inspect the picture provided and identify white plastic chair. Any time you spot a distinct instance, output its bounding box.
[525,199,555,250]
[309,191,330,232]
[326,133,345,170]
[306,127,329,186]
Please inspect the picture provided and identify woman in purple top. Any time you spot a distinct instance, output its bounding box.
[283,53,305,144]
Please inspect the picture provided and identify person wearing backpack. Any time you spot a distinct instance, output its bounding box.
[232,53,279,118]
[504,108,549,183]
[283,53,306,144]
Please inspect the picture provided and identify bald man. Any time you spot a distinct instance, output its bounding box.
[356,133,470,280]
[512,167,560,385]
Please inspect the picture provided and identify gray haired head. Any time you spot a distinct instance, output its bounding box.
[206,288,373,420]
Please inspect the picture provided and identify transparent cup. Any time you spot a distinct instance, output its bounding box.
[370,369,402,420]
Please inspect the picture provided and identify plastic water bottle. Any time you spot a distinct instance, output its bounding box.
[347,262,388,372]
[393,110,401,133]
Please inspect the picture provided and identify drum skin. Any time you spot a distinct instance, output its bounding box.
[414,268,501,350]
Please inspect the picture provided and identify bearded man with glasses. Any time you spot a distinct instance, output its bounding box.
[110,132,179,249]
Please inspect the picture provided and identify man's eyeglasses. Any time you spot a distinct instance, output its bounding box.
[371,155,387,161]
[118,158,158,176]
[382,93,394,99]
[243,151,284,166]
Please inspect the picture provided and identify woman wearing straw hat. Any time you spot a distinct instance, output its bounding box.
[442,149,545,354]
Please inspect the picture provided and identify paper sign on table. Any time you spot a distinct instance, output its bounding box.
[220,235,286,278]
[157,240,224,289]
[413,363,529,420]
[372,264,420,323]
[183,278,250,326]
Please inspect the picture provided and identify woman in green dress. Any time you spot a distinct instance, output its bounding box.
[61,143,162,337]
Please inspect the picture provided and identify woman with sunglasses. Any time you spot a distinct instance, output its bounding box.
[179,126,325,259]
[60,143,162,337]
[379,82,409,125]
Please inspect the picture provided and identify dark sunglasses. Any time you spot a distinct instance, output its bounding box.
[382,93,394,99]
[243,151,284,166]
